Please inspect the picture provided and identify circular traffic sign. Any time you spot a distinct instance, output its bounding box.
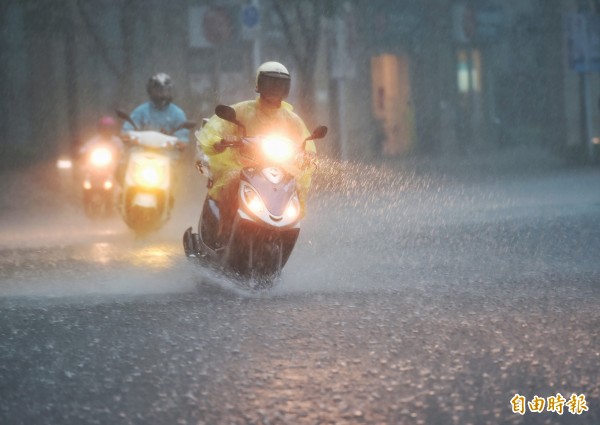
[242,5,259,28]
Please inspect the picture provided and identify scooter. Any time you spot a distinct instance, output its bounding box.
[116,109,196,236]
[81,143,116,219]
[183,104,327,289]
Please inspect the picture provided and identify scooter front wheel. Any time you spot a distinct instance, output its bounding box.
[248,232,283,289]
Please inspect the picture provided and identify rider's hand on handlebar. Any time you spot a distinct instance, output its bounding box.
[215,135,238,153]
[214,142,226,154]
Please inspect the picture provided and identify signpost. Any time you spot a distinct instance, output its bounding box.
[566,13,600,161]
[240,1,261,71]
[452,3,505,44]
[241,5,259,29]
[566,13,600,72]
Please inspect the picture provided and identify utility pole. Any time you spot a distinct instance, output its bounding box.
[581,14,595,161]
[577,0,597,161]
[252,0,261,71]
[331,2,353,161]
[64,0,80,154]
[335,14,348,161]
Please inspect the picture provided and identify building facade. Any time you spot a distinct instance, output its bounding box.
[1,0,594,163]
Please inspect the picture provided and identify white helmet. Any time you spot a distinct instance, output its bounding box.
[255,61,291,99]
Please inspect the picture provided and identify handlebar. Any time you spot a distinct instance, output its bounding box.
[121,135,139,146]
[175,141,188,151]
[215,138,243,152]
[121,132,187,151]
[215,136,316,170]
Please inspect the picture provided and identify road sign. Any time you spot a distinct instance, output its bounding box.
[566,13,600,73]
[242,5,259,29]
[452,3,504,44]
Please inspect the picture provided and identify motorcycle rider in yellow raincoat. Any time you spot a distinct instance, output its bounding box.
[196,61,316,239]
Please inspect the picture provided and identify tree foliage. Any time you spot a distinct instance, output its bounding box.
[269,0,339,125]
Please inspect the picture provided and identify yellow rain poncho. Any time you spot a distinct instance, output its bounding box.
[196,97,316,213]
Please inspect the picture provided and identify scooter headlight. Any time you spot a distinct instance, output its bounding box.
[242,183,266,215]
[262,135,295,163]
[90,147,112,167]
[133,160,166,187]
[56,158,73,169]
[284,194,300,221]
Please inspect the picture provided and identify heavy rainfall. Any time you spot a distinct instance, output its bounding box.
[0,1,599,424]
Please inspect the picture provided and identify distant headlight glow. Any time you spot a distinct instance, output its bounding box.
[133,161,166,187]
[56,158,73,169]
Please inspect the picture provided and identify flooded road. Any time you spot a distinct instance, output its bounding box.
[0,156,599,424]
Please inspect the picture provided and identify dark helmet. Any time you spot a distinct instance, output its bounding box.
[255,61,291,100]
[146,73,173,109]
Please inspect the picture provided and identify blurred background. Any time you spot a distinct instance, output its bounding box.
[1,0,599,166]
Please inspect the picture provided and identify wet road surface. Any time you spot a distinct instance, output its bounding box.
[0,156,599,424]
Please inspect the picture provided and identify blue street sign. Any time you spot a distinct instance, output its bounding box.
[242,5,259,28]
[567,13,600,73]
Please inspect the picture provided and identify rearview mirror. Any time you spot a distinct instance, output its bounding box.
[215,105,237,123]
[115,109,138,131]
[309,126,328,141]
[116,109,130,121]
[215,104,246,136]
[170,120,197,135]
[181,121,197,130]
[302,126,327,149]
[303,126,328,148]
